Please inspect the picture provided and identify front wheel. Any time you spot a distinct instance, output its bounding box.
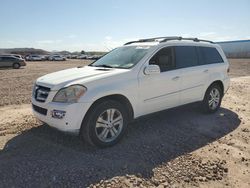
[81,100,128,147]
[202,84,223,113]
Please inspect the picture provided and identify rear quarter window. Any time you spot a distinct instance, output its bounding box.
[199,47,224,64]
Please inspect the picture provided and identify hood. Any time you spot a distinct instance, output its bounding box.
[36,66,128,90]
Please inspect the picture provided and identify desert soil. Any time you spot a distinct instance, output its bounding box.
[0,59,249,187]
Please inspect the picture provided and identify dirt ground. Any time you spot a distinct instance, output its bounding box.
[0,59,249,187]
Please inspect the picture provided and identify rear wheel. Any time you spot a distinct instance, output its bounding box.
[202,83,223,113]
[81,100,128,147]
[13,63,20,69]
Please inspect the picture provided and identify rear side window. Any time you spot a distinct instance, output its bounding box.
[199,47,223,64]
[175,46,198,68]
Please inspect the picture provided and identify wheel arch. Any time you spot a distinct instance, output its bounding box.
[204,80,224,99]
[210,80,224,94]
[80,94,134,133]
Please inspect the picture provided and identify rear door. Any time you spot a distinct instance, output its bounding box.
[175,46,208,105]
[197,46,226,91]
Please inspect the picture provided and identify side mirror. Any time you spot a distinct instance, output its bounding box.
[144,64,160,75]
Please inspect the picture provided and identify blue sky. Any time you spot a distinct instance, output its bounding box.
[0,0,249,51]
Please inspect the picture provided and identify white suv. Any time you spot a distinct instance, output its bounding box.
[49,55,66,61]
[32,37,230,147]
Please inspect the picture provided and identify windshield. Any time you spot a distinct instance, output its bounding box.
[90,46,151,69]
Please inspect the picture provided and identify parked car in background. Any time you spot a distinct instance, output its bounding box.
[32,37,230,147]
[0,54,24,60]
[86,55,102,60]
[0,55,26,69]
[42,55,50,61]
[49,55,66,61]
[26,55,44,61]
[70,55,78,59]
[65,54,72,59]
[11,54,24,60]
[77,55,87,59]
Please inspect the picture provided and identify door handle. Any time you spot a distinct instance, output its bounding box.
[203,69,209,73]
[172,76,180,81]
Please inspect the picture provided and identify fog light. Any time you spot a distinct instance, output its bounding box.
[51,110,66,119]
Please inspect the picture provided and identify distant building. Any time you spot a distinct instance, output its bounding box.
[217,40,250,58]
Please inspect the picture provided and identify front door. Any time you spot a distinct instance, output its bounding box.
[138,47,181,116]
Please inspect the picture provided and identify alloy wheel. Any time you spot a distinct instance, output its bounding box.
[208,88,220,110]
[95,108,123,143]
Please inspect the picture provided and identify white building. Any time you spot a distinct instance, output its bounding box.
[217,40,250,58]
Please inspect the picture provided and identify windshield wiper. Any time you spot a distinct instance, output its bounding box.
[93,64,114,68]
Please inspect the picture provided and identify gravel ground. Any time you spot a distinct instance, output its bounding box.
[0,59,249,187]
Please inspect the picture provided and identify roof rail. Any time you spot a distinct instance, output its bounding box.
[124,36,214,45]
[162,37,214,44]
[124,36,179,45]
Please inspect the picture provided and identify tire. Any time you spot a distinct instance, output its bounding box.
[202,83,223,113]
[13,63,20,69]
[81,100,128,148]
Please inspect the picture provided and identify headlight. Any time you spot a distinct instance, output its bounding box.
[53,85,87,103]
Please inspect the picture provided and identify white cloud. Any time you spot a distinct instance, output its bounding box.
[36,39,62,45]
[180,32,243,42]
[197,33,239,42]
[182,33,192,38]
[66,34,77,39]
[199,32,216,37]
[105,36,112,40]
[100,36,142,51]
[6,40,16,44]
[36,40,54,44]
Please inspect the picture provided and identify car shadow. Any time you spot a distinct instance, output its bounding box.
[0,104,241,187]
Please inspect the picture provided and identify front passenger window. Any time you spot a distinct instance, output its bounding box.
[149,47,174,72]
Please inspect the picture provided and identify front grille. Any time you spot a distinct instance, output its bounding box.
[34,85,50,102]
[32,104,47,115]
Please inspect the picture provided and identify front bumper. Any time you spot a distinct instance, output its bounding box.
[32,98,92,135]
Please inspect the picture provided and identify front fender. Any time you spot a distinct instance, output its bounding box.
[78,77,139,117]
